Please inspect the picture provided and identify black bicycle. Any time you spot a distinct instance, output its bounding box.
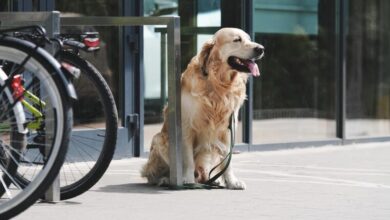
[9,26,118,200]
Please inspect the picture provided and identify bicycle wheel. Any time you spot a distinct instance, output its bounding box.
[59,51,117,200]
[14,50,118,200]
[0,36,72,219]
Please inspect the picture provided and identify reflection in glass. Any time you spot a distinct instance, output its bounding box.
[143,25,165,151]
[56,1,121,127]
[252,0,337,143]
[346,0,390,137]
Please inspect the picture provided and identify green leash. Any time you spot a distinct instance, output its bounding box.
[167,114,235,190]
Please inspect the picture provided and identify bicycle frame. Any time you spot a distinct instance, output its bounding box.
[21,91,45,130]
[10,75,45,130]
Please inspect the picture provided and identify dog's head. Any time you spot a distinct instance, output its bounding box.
[199,28,264,78]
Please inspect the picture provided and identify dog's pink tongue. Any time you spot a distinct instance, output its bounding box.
[246,60,260,77]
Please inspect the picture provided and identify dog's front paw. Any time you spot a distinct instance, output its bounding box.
[182,168,195,184]
[226,179,246,190]
[212,178,224,187]
[183,175,195,184]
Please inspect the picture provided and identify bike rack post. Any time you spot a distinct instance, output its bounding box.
[0,11,61,202]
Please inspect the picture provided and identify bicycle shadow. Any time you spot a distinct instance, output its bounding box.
[93,183,168,194]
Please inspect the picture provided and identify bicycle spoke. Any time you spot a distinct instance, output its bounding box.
[0,163,22,190]
[6,145,34,167]
[0,174,12,199]
[71,140,95,167]
[71,134,104,143]
[71,135,103,152]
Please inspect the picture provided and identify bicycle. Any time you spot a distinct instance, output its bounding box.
[10,26,118,200]
[0,26,75,219]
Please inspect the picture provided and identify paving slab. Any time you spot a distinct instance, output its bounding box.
[15,142,390,220]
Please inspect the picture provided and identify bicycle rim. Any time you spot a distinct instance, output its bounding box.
[0,40,71,219]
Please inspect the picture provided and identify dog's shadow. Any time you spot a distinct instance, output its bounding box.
[94,183,167,194]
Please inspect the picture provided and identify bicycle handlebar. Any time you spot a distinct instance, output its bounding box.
[2,25,100,53]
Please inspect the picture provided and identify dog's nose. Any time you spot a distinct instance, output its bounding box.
[254,46,264,56]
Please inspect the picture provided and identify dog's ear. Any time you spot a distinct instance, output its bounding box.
[198,39,214,76]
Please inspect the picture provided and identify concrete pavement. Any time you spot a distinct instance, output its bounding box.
[15,142,390,220]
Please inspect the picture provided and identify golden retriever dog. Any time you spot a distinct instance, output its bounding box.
[141,28,264,189]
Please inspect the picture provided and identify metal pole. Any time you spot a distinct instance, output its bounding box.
[167,17,183,186]
[43,11,61,203]
[336,0,347,140]
[243,0,254,149]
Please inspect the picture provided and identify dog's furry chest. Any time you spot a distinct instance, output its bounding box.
[180,70,248,151]
[182,83,245,131]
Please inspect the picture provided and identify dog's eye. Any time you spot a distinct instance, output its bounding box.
[233,37,242,43]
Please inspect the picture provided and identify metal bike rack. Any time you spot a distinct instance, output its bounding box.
[0,11,61,202]
[0,13,184,199]
[0,11,60,37]
[60,16,183,187]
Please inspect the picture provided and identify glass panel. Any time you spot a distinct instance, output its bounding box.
[56,1,119,16]
[346,0,390,137]
[143,25,165,151]
[252,0,337,144]
[144,0,174,149]
[55,1,121,127]
[197,0,221,27]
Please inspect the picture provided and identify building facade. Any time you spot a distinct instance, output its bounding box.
[2,0,389,156]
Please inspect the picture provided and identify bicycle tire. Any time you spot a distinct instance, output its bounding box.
[0,36,72,219]
[11,48,117,200]
[59,51,118,200]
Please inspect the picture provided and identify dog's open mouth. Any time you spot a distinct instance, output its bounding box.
[228,56,260,77]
